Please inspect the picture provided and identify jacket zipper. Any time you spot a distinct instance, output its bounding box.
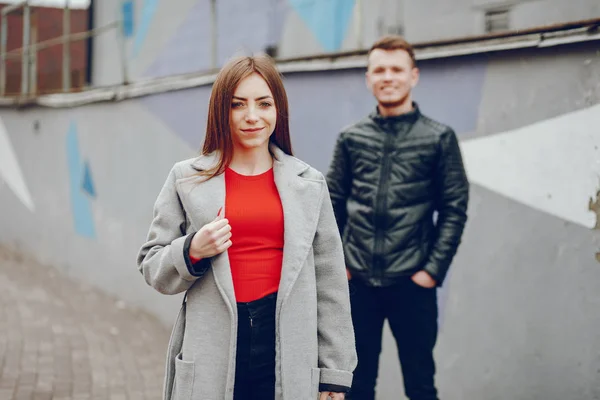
[373,126,395,282]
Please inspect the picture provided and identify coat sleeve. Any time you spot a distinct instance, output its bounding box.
[137,165,201,295]
[325,132,352,236]
[423,128,469,285]
[313,177,358,389]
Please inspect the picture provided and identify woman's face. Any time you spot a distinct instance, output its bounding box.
[229,73,277,153]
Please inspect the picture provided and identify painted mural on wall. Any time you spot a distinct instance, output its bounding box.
[288,0,356,51]
[461,104,600,230]
[0,117,98,239]
[132,0,159,58]
[124,0,358,78]
[0,117,35,212]
[66,122,97,239]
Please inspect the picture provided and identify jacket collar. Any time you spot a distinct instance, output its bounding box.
[369,101,421,126]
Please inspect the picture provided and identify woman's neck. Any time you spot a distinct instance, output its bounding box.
[229,146,273,176]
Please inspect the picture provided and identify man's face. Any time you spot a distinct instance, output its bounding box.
[366,49,419,108]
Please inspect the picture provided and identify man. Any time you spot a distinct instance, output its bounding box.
[326,35,469,400]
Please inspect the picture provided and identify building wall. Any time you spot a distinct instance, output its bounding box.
[1,41,599,399]
[91,0,600,86]
[407,0,600,42]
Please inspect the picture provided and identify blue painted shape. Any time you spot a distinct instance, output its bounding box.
[289,0,355,52]
[122,0,135,38]
[413,57,489,135]
[132,0,159,58]
[66,122,95,238]
[81,161,96,198]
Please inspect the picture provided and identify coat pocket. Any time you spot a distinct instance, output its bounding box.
[172,352,195,400]
[311,367,321,399]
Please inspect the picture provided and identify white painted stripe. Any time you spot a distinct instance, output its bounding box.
[0,117,35,212]
[461,104,600,228]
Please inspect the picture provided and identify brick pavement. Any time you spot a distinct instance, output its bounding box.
[0,246,170,400]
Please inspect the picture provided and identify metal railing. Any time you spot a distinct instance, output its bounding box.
[0,0,123,98]
[0,1,30,96]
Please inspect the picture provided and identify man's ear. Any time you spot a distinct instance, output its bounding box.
[411,67,420,88]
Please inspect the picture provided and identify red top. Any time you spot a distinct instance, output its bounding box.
[223,167,284,302]
[189,167,284,302]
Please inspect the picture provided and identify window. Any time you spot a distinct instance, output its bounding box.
[485,8,510,33]
[377,17,405,37]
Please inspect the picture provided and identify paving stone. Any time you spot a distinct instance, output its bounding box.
[0,247,169,400]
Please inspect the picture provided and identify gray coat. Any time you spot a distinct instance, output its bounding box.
[137,145,357,400]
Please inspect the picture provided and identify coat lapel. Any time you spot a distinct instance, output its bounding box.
[271,146,324,309]
[180,153,236,314]
[178,167,224,229]
[181,146,324,315]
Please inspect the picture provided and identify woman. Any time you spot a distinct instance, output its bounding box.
[137,55,356,400]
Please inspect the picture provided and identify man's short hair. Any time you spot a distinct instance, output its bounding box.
[368,35,416,67]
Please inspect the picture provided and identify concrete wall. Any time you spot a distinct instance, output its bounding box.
[406,0,600,42]
[90,0,600,86]
[1,41,599,399]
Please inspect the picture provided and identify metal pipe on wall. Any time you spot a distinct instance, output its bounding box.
[21,2,30,96]
[63,0,71,92]
[0,14,8,96]
[30,10,37,95]
[117,0,130,85]
[0,0,30,97]
[86,0,94,85]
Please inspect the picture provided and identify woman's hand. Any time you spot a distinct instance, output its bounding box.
[189,214,232,259]
[319,392,345,400]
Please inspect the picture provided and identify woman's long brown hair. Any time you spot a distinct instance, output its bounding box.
[200,55,293,178]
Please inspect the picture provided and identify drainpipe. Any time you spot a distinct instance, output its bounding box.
[21,2,30,96]
[62,0,71,92]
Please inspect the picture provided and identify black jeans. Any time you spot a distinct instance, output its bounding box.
[234,292,277,400]
[347,277,439,400]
